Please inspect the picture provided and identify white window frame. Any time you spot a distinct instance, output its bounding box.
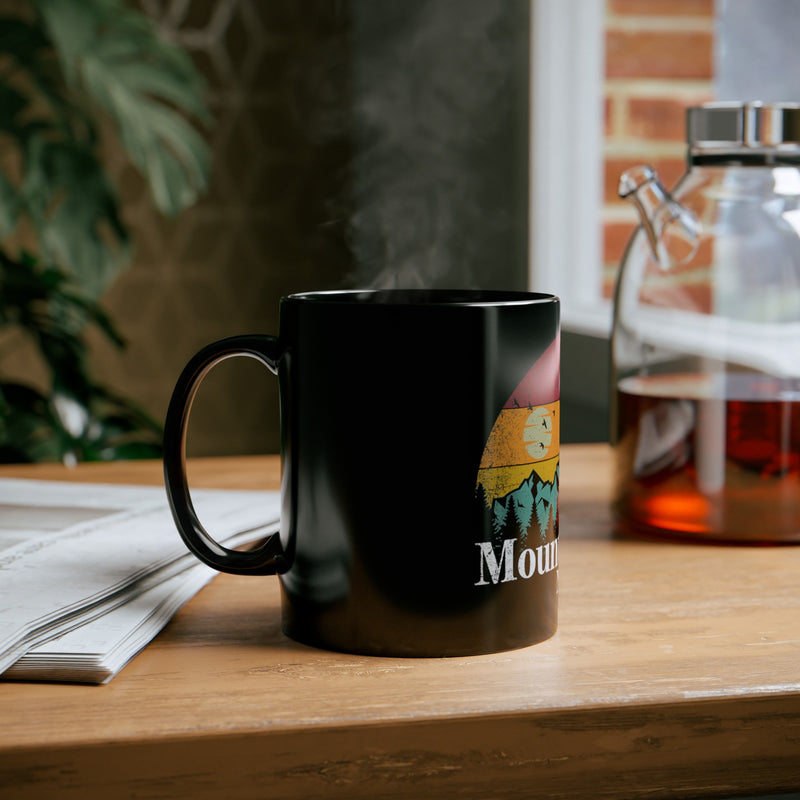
[529,0,611,338]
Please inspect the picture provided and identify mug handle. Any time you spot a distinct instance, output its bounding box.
[163,335,286,575]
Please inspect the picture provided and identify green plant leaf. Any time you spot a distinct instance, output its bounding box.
[0,17,52,82]
[130,100,210,213]
[19,136,130,296]
[0,82,28,136]
[0,0,205,463]
[0,174,19,238]
[35,0,212,217]
[0,15,88,144]
[0,382,65,463]
[0,375,164,464]
[0,251,124,401]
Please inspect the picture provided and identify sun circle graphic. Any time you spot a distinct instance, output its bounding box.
[523,406,553,459]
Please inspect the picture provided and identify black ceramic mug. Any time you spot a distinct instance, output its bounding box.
[163,289,560,657]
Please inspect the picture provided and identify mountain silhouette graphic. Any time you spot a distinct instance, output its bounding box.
[477,465,559,545]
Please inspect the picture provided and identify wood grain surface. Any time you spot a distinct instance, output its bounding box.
[1,445,799,799]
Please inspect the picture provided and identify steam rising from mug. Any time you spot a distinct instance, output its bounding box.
[294,0,530,290]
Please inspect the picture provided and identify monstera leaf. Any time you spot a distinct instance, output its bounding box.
[0,0,210,296]
[0,0,211,462]
[38,0,211,217]
[24,135,130,298]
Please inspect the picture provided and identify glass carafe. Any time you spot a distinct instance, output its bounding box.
[612,102,800,543]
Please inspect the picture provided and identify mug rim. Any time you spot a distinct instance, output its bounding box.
[285,289,559,307]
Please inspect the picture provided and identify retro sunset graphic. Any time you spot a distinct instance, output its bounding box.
[476,337,560,543]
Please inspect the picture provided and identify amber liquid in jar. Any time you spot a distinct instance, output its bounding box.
[614,373,800,542]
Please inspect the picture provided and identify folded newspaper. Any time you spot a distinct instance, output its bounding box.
[0,478,280,684]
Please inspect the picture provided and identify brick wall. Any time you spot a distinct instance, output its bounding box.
[602,0,715,298]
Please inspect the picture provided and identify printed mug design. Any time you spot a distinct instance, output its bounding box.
[475,338,560,585]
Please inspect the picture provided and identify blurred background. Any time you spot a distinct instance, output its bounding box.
[1,0,795,460]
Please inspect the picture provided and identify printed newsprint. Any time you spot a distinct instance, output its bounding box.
[0,479,279,684]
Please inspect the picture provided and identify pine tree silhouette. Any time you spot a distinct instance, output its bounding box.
[534,478,557,541]
[506,494,523,539]
[492,496,508,538]
[475,482,489,510]
[513,477,534,540]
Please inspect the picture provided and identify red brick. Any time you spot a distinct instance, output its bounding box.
[609,0,713,16]
[627,97,693,142]
[604,221,638,265]
[606,30,712,80]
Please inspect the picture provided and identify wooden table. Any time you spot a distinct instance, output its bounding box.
[1,444,799,799]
